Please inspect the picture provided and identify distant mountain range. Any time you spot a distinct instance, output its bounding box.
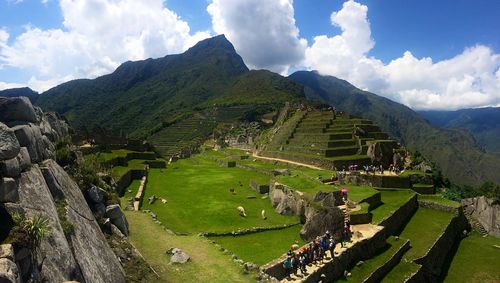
[1,35,498,186]
[0,87,39,103]
[419,108,500,153]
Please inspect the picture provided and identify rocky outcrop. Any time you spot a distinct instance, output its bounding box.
[366,141,397,167]
[0,96,126,283]
[461,196,500,237]
[41,159,125,283]
[16,165,84,282]
[0,97,37,123]
[269,182,344,241]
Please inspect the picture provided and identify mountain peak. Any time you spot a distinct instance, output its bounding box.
[186,34,237,54]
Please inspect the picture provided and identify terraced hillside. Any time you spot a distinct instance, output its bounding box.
[148,105,272,158]
[148,112,217,157]
[263,109,397,169]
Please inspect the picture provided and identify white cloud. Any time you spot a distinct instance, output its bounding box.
[0,0,210,92]
[0,81,24,90]
[306,0,500,110]
[207,0,307,74]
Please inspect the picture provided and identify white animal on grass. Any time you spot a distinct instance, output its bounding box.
[161,198,167,204]
[237,206,246,217]
[291,244,300,251]
[261,209,267,220]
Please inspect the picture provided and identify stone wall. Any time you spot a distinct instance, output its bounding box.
[302,229,387,283]
[412,210,468,282]
[116,169,147,195]
[461,196,500,237]
[417,200,457,213]
[250,180,269,194]
[379,194,418,235]
[363,239,411,283]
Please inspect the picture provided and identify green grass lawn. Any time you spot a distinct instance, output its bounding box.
[443,232,500,283]
[125,211,255,283]
[370,190,416,224]
[112,159,149,179]
[338,237,408,282]
[398,207,454,260]
[95,149,136,161]
[418,194,461,208]
[210,225,305,265]
[381,260,420,283]
[141,154,298,234]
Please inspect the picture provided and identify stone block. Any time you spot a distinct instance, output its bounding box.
[0,123,20,161]
[0,158,20,178]
[0,178,18,203]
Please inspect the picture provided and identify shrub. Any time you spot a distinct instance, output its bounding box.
[71,155,107,190]
[55,199,75,238]
[10,213,51,259]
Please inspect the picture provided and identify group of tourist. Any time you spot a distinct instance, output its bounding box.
[363,164,384,175]
[388,164,401,174]
[282,228,353,278]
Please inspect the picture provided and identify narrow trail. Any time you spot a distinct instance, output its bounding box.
[252,153,325,171]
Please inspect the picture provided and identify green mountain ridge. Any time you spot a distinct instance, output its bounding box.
[288,71,500,186]
[36,35,251,138]
[419,107,500,153]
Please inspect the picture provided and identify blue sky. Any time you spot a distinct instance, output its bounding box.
[0,0,499,110]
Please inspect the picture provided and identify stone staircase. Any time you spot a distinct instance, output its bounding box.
[463,209,488,236]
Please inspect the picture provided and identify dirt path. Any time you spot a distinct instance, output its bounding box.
[252,153,325,171]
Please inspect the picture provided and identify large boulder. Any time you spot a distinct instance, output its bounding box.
[166,248,190,264]
[0,123,20,161]
[0,258,21,283]
[0,158,20,178]
[106,204,129,236]
[462,196,500,237]
[41,159,126,283]
[11,124,54,163]
[300,207,343,241]
[0,244,14,261]
[0,178,18,203]
[85,185,106,204]
[0,97,37,123]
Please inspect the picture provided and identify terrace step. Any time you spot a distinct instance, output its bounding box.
[464,209,489,236]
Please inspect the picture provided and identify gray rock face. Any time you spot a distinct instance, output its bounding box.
[0,97,37,123]
[16,147,31,172]
[12,123,54,163]
[17,166,83,282]
[41,160,126,283]
[106,204,129,236]
[0,123,20,161]
[0,178,18,203]
[0,158,20,178]
[366,141,396,167]
[300,207,343,241]
[166,248,190,264]
[272,169,291,176]
[86,185,106,204]
[462,196,500,237]
[0,258,21,283]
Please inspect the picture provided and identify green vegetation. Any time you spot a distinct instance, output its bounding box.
[371,190,415,224]
[9,214,51,260]
[443,232,500,282]
[339,237,408,282]
[211,225,305,265]
[381,260,420,283]
[140,155,298,234]
[398,208,454,260]
[418,194,460,208]
[70,154,107,190]
[55,199,75,238]
[125,211,255,283]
